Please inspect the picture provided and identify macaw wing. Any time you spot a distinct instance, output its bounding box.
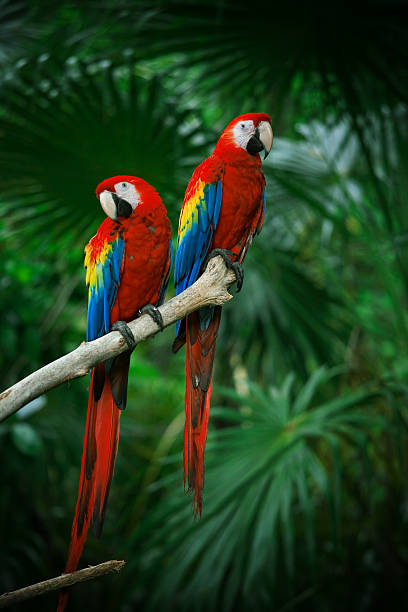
[84,232,125,342]
[156,239,174,307]
[257,188,266,235]
[174,159,224,298]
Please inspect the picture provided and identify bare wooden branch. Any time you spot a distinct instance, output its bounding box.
[0,560,125,608]
[0,257,236,422]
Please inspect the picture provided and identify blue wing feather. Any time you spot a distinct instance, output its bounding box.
[174,176,223,334]
[86,236,125,342]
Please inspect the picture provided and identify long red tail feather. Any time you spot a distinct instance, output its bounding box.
[57,356,128,611]
[184,307,221,515]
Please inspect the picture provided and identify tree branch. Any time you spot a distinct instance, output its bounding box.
[0,560,125,608]
[0,257,236,422]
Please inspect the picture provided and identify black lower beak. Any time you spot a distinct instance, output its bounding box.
[246,127,264,156]
[112,193,133,218]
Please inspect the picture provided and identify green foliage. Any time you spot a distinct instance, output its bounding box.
[1,2,408,611]
[130,368,388,612]
[0,58,211,251]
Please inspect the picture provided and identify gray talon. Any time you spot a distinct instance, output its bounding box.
[139,304,164,331]
[206,248,235,265]
[205,248,244,291]
[232,261,244,292]
[110,320,136,349]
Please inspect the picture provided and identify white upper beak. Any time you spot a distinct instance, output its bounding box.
[258,121,273,158]
[99,190,117,220]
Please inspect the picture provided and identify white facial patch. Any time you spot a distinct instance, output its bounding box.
[114,181,140,209]
[233,119,255,150]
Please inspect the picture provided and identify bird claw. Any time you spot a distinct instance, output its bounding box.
[110,320,136,350]
[139,304,164,331]
[231,261,244,292]
[205,248,244,292]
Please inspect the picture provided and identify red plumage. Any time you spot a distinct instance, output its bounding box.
[58,176,171,611]
[184,308,221,513]
[174,114,272,514]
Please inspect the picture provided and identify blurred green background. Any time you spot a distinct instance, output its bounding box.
[1,1,408,610]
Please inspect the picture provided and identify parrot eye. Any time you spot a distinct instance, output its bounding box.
[113,180,140,210]
[232,118,256,150]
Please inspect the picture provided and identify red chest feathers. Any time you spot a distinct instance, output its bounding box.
[116,206,171,320]
[213,162,265,254]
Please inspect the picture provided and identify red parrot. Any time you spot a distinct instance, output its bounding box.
[57,175,172,611]
[173,113,273,514]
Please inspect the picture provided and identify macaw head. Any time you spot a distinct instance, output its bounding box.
[214,112,273,160]
[95,175,158,222]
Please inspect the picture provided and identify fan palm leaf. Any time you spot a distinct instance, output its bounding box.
[0,57,212,254]
[97,0,408,123]
[125,368,385,612]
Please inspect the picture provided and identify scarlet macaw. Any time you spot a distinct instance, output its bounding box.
[58,176,172,611]
[173,113,273,514]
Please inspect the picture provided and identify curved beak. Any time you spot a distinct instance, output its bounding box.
[246,121,274,159]
[99,190,133,221]
[258,121,273,159]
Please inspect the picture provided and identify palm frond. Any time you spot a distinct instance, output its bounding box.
[0,57,212,254]
[0,0,34,67]
[102,0,408,123]
[128,368,385,612]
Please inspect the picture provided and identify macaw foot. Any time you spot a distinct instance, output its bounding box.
[110,320,136,350]
[205,248,244,292]
[139,304,164,331]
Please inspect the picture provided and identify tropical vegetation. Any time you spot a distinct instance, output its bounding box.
[1,1,408,610]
